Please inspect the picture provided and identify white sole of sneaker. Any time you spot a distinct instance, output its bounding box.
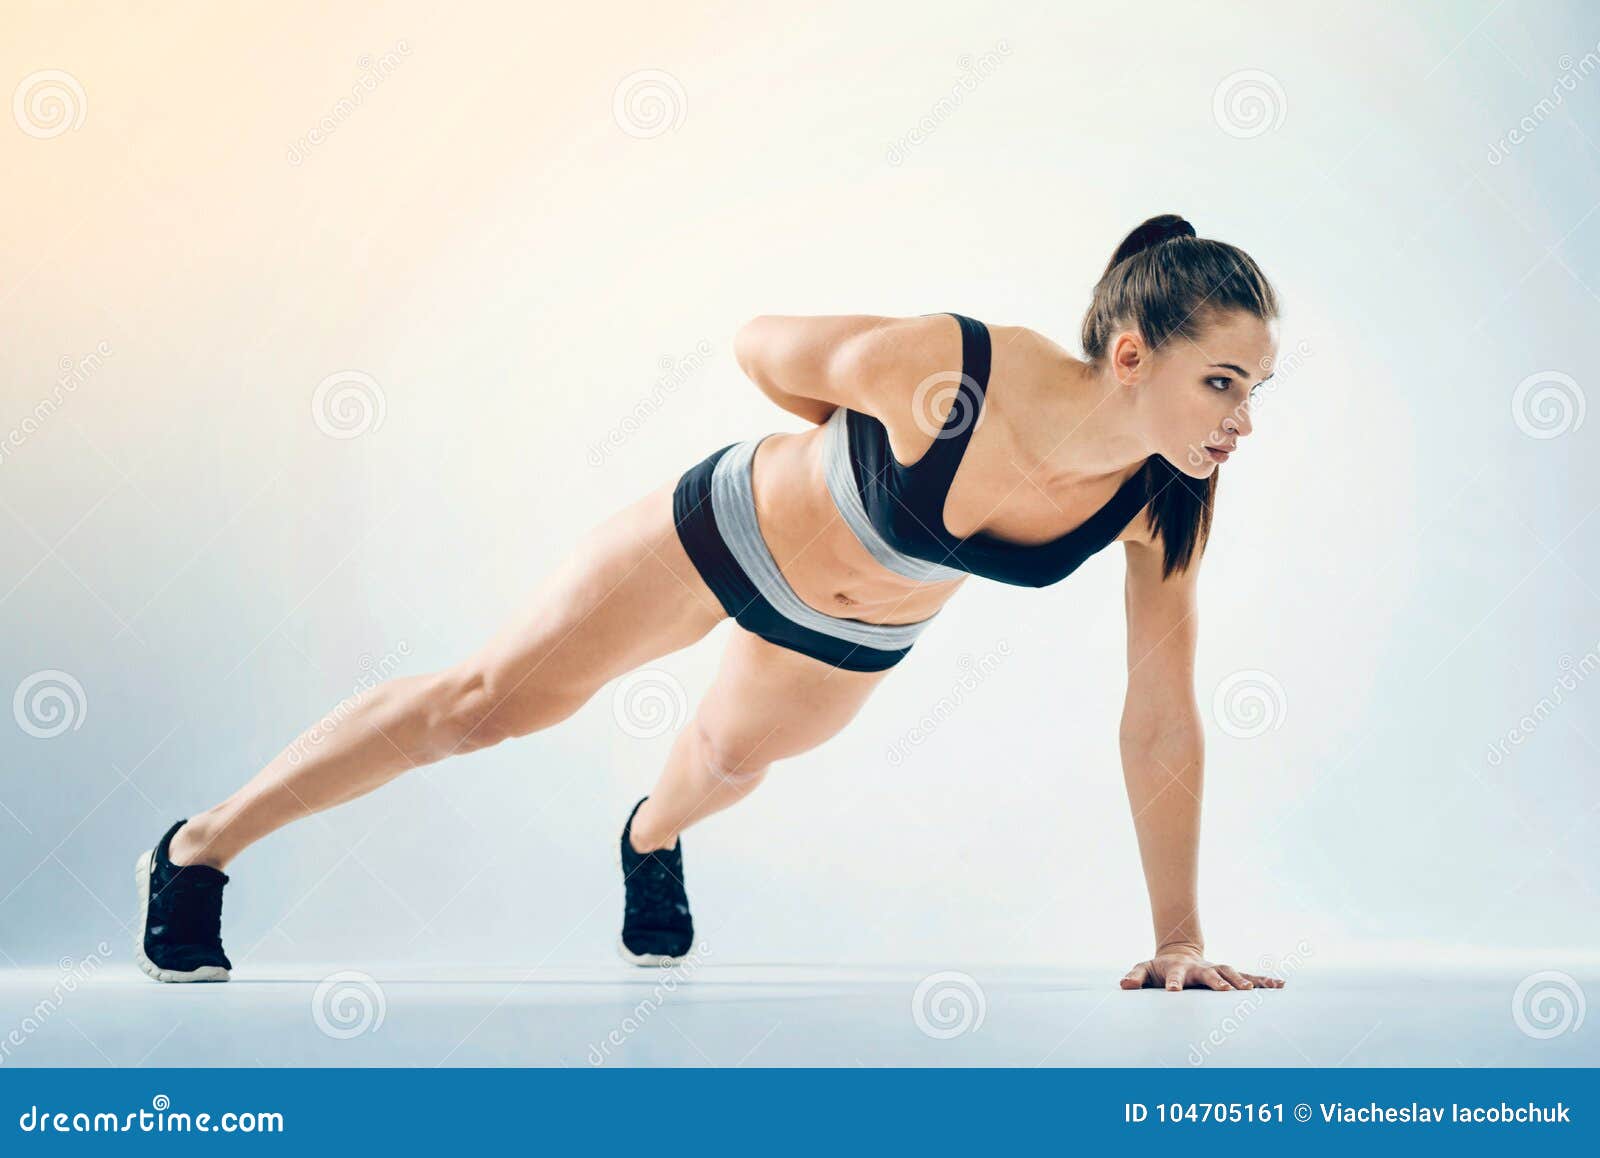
[615,934,690,967]
[133,849,230,983]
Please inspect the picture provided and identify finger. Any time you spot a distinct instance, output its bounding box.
[1218,965,1254,989]
[1166,964,1187,992]
[1121,962,1151,990]
[1201,967,1233,991]
[1245,973,1283,988]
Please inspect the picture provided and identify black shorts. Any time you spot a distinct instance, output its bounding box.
[672,441,932,673]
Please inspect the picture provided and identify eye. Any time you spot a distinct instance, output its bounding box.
[1205,376,1233,392]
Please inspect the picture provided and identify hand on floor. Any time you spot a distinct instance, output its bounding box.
[1119,950,1285,992]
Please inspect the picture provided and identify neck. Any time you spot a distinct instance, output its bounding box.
[1029,360,1152,485]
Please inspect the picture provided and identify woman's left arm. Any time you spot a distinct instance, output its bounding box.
[1115,534,1284,993]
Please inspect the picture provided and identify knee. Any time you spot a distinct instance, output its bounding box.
[416,665,590,757]
[690,717,772,787]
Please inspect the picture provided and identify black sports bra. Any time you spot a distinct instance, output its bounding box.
[834,312,1151,589]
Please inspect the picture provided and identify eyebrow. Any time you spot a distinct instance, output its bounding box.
[1208,362,1274,384]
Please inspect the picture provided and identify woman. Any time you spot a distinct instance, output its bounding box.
[135,213,1288,995]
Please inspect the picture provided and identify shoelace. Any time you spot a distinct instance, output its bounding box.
[630,855,684,918]
[161,870,226,946]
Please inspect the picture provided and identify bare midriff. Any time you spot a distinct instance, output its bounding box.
[747,425,965,626]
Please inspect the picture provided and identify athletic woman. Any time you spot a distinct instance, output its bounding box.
[135,213,1288,995]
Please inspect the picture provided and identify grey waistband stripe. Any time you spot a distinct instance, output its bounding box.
[822,408,967,584]
[710,436,937,650]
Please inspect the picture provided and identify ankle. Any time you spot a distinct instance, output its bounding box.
[627,801,680,854]
[169,813,232,870]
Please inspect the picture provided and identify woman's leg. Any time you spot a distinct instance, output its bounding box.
[171,480,727,869]
[626,627,894,853]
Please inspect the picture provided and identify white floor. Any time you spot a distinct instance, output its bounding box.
[2,962,1595,1067]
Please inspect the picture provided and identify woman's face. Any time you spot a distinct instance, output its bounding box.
[1120,309,1280,479]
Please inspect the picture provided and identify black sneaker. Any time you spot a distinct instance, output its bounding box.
[618,796,694,965]
[134,820,233,983]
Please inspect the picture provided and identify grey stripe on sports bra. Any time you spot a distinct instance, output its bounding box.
[822,408,967,584]
[709,435,937,650]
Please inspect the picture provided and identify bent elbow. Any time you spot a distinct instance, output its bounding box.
[733,316,772,383]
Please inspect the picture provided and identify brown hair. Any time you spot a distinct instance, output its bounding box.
[1081,214,1279,578]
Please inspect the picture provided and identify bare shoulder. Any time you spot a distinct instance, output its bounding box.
[840,313,964,417]
[858,316,1064,401]
[848,316,1079,454]
[827,315,969,468]
[733,313,962,416]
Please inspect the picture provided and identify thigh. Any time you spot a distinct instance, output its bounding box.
[694,624,895,769]
[458,479,727,722]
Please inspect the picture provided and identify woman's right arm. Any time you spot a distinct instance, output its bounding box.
[733,314,952,426]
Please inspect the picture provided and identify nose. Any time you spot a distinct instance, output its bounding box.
[1223,404,1253,442]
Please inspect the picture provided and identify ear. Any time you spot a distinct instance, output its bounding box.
[1109,329,1146,386]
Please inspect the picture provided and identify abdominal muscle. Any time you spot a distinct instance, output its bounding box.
[747,424,965,626]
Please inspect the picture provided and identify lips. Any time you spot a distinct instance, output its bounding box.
[1204,445,1233,463]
